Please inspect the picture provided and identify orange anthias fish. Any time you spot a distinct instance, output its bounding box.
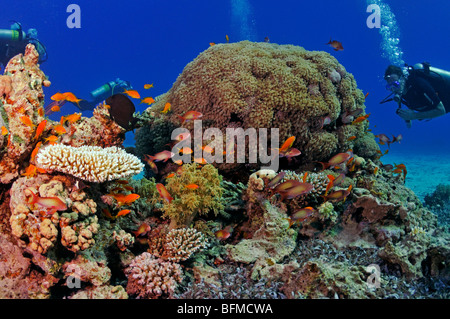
[65,113,82,123]
[322,185,352,202]
[145,150,174,163]
[35,120,47,140]
[144,83,154,89]
[215,229,231,240]
[185,184,199,190]
[156,183,173,204]
[123,89,140,99]
[326,38,344,51]
[53,124,66,135]
[62,92,83,105]
[279,136,296,154]
[51,105,60,112]
[116,209,131,218]
[140,97,155,105]
[109,193,140,206]
[51,92,66,101]
[161,102,171,114]
[22,164,37,178]
[26,189,67,211]
[291,207,315,222]
[132,223,151,237]
[44,135,59,145]
[225,34,230,43]
[317,152,352,170]
[352,113,370,125]
[364,92,369,100]
[267,171,286,188]
[45,100,66,116]
[30,142,42,161]
[1,126,8,136]
[20,116,35,128]
[278,182,314,201]
[177,111,203,124]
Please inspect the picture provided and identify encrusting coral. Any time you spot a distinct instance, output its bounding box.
[35,144,144,183]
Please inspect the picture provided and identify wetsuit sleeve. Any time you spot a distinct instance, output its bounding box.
[415,77,441,108]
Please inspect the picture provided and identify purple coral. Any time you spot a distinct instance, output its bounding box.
[125,252,183,299]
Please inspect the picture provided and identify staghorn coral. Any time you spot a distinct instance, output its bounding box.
[125,252,183,299]
[162,163,224,229]
[148,227,208,262]
[148,41,377,170]
[35,144,144,183]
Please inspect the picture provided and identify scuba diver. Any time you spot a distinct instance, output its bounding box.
[381,63,450,128]
[45,78,133,114]
[75,78,133,111]
[0,22,47,67]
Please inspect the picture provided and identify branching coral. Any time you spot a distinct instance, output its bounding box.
[35,144,144,183]
[125,252,183,299]
[148,227,208,262]
[162,163,224,228]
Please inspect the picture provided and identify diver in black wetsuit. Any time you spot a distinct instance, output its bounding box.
[382,63,450,128]
[0,22,47,67]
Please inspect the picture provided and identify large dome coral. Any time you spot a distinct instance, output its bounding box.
[148,41,377,166]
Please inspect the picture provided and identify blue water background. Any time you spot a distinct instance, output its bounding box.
[1,0,450,197]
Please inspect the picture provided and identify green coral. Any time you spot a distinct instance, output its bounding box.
[318,201,338,223]
[162,163,224,228]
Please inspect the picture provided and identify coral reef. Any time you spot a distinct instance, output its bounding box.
[0,42,448,301]
[35,144,144,183]
[146,41,378,170]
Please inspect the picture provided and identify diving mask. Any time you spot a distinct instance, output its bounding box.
[385,80,401,91]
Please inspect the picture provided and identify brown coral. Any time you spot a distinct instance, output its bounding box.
[148,41,374,167]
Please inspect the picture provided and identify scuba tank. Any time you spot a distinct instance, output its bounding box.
[90,80,118,100]
[0,28,27,42]
[409,62,450,88]
[90,78,132,101]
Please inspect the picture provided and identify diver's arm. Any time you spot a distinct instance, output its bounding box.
[397,102,445,121]
[412,101,446,120]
